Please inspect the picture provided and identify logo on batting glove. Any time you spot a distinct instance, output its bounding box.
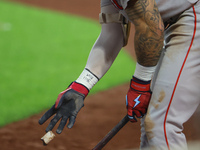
[133,94,141,108]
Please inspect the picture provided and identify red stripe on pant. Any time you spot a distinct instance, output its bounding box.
[163,6,197,150]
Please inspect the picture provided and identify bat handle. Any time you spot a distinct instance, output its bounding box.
[92,114,129,150]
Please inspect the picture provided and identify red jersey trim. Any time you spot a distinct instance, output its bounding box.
[111,0,123,10]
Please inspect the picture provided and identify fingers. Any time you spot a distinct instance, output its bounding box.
[54,115,76,134]
[56,116,68,134]
[38,105,56,125]
[67,116,76,129]
[128,114,137,122]
[46,114,62,132]
[134,110,144,118]
[49,115,76,134]
[127,110,145,122]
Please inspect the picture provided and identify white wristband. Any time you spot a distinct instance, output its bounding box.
[134,63,156,81]
[76,68,99,90]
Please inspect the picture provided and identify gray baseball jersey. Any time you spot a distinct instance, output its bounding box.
[100,0,200,149]
[101,0,197,21]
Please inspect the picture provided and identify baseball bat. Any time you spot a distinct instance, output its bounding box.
[92,114,129,150]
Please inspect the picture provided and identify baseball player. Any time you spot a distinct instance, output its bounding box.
[39,0,200,149]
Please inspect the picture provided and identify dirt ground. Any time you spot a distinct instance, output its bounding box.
[1,0,200,150]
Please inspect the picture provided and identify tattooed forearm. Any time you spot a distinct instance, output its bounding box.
[125,0,164,67]
[145,3,164,34]
[125,0,150,24]
[134,29,163,66]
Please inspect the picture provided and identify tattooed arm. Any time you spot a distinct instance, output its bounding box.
[125,0,164,67]
[125,0,164,122]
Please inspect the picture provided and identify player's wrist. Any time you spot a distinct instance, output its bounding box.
[76,68,99,92]
[69,82,89,97]
[130,76,151,92]
[133,62,156,81]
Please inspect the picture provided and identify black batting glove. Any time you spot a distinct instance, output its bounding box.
[38,82,89,134]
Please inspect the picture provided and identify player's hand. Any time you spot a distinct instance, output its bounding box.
[126,76,152,122]
[38,82,89,134]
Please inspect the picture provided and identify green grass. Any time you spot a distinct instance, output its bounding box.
[0,1,136,126]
